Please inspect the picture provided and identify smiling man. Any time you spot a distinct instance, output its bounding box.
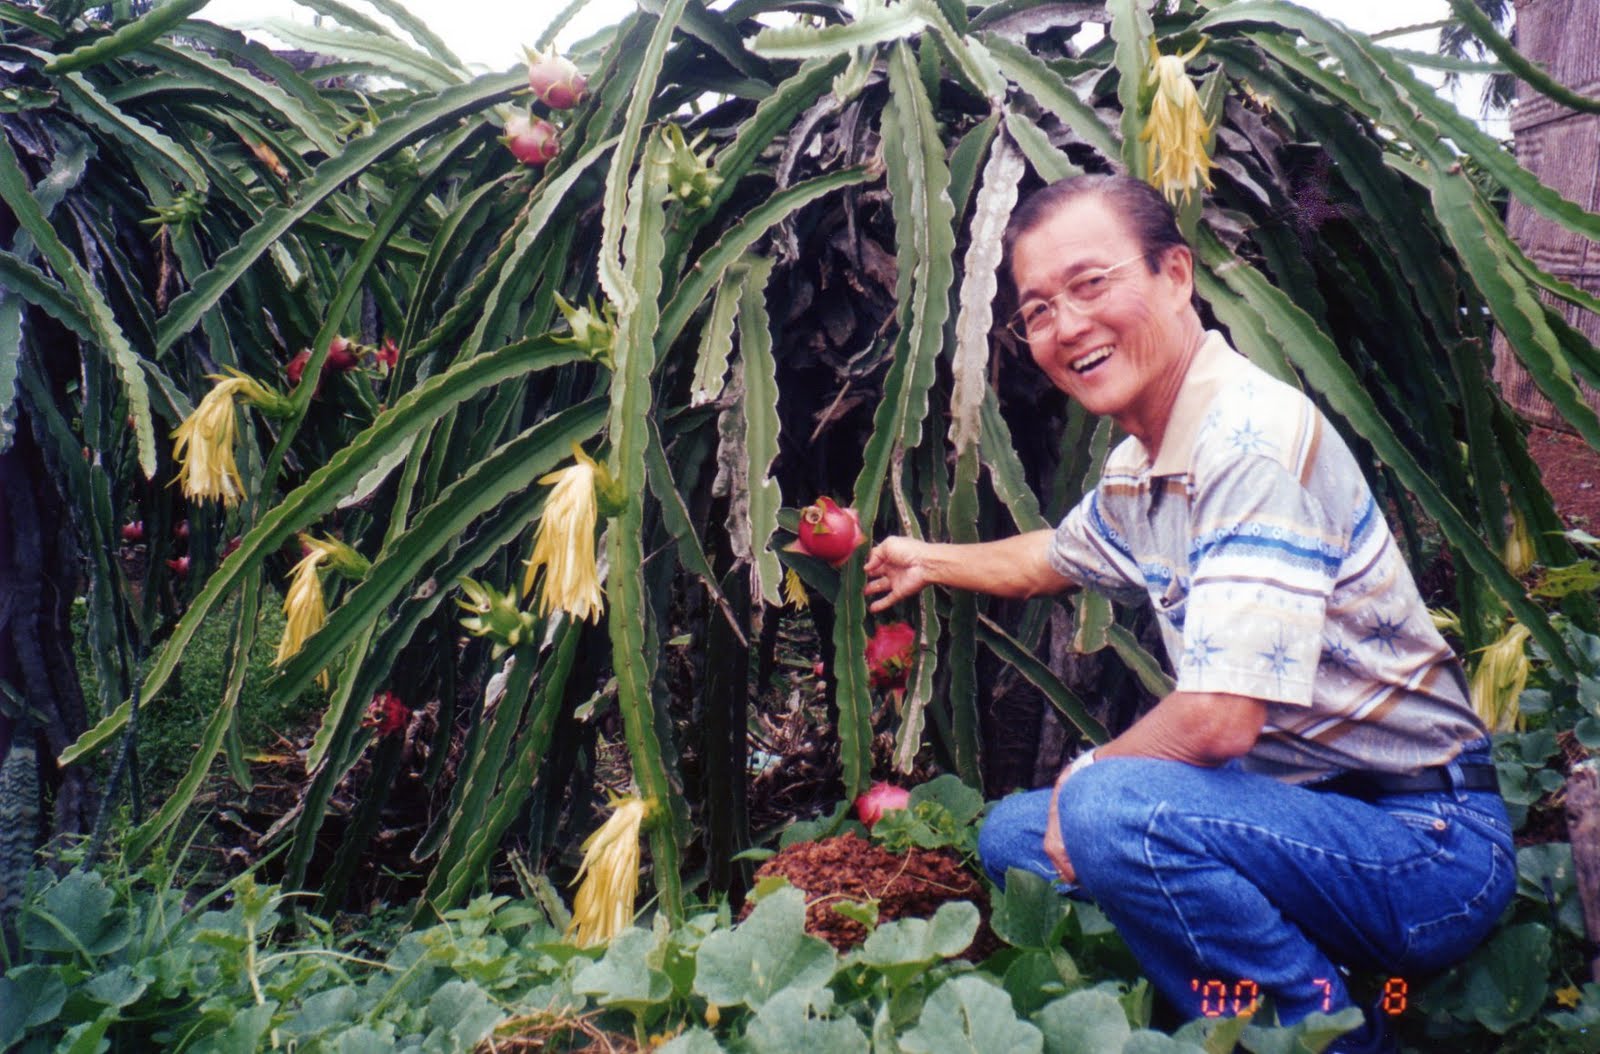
[862,174,1511,1053]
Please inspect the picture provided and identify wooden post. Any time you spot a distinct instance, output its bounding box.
[1565,759,1600,983]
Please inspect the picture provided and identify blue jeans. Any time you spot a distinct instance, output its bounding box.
[978,748,1513,1025]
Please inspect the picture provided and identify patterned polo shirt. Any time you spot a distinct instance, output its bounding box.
[1047,332,1486,782]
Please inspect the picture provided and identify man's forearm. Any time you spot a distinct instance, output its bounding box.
[1094,691,1266,768]
[920,529,1073,599]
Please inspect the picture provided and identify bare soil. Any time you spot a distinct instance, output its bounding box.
[749,833,999,957]
[1527,424,1600,531]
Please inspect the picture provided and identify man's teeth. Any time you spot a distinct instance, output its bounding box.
[1072,347,1114,372]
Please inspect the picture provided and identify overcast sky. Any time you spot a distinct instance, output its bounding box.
[196,0,1501,131]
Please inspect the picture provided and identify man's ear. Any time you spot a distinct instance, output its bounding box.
[1161,245,1196,302]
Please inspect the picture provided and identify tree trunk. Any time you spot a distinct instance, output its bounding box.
[0,406,95,924]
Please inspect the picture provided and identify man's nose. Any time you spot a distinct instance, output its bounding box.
[1049,297,1094,342]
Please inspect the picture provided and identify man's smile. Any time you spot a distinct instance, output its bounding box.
[1069,345,1116,373]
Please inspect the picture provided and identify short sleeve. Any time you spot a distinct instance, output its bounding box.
[1049,490,1147,606]
[1175,452,1347,706]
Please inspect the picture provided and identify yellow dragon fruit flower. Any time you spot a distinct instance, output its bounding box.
[1469,621,1532,733]
[1139,42,1215,205]
[566,796,652,946]
[522,446,607,622]
[275,535,367,690]
[170,371,287,506]
[783,567,810,610]
[1503,509,1535,576]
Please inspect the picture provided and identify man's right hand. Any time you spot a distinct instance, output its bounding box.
[1044,763,1077,883]
[864,536,932,613]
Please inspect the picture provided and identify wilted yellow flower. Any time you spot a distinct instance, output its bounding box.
[275,535,366,690]
[277,540,331,687]
[566,796,652,946]
[1429,607,1462,636]
[783,567,810,610]
[1503,509,1535,576]
[1139,43,1214,205]
[171,371,286,506]
[1469,621,1532,733]
[522,446,605,622]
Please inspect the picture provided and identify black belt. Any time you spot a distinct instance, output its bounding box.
[1309,763,1500,800]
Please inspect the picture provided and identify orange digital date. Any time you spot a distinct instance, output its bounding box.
[1189,976,1408,1017]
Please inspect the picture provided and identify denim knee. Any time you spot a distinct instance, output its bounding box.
[978,790,1045,887]
[1057,760,1161,887]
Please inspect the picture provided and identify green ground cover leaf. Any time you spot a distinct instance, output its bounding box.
[901,974,1042,1054]
[745,988,870,1053]
[1033,987,1132,1054]
[693,886,837,1010]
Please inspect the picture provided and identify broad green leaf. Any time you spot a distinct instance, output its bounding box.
[573,929,674,1010]
[693,886,837,1010]
[658,1030,726,1054]
[901,975,1042,1054]
[18,871,131,957]
[856,902,980,987]
[84,966,146,1009]
[1238,1008,1363,1054]
[745,988,870,1054]
[1034,989,1133,1054]
[990,868,1073,952]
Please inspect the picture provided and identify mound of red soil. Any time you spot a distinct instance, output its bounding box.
[750,832,999,957]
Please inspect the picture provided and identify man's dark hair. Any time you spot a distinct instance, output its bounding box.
[1001,174,1190,282]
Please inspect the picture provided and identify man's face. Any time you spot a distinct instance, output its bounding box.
[1009,195,1196,444]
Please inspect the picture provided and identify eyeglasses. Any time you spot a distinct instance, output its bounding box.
[1006,253,1147,341]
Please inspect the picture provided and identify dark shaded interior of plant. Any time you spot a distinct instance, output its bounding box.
[2,0,1599,1049]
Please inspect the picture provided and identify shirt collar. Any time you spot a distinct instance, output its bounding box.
[1140,331,1248,477]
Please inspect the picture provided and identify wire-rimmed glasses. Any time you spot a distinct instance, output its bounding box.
[1005,253,1147,341]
